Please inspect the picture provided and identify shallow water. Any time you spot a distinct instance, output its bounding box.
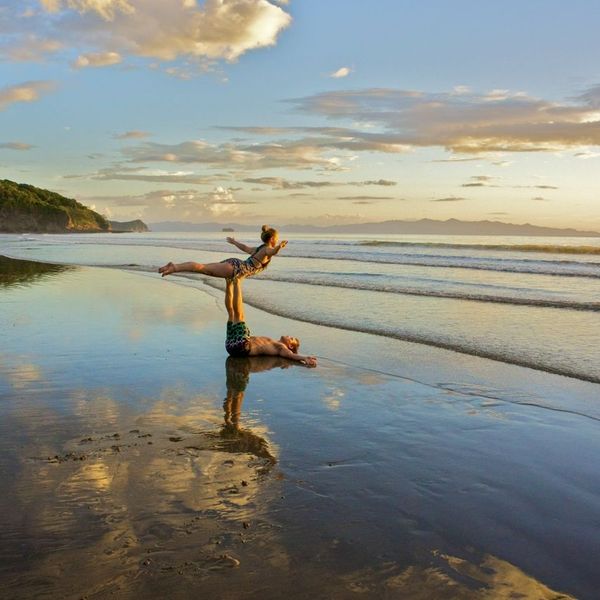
[2,231,599,384]
[1,260,598,598]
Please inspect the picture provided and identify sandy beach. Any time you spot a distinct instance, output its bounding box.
[1,257,599,599]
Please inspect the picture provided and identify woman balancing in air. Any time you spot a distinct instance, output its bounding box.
[158,225,286,280]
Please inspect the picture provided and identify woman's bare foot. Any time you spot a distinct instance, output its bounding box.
[158,262,176,277]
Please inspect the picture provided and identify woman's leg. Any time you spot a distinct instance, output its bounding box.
[232,279,245,323]
[159,260,234,278]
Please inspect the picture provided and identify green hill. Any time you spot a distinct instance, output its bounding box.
[0,179,110,233]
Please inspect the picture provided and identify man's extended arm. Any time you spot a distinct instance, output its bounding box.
[277,344,317,367]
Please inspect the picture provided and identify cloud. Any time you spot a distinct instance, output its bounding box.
[0,141,34,150]
[330,67,351,79]
[1,35,62,61]
[243,177,334,189]
[362,179,397,186]
[242,176,397,189]
[461,175,499,188]
[114,130,151,140]
[73,51,122,68]
[122,139,345,171]
[85,187,255,221]
[432,196,465,202]
[86,165,223,184]
[33,0,292,66]
[337,195,394,200]
[287,86,600,154]
[431,157,481,163]
[0,80,55,110]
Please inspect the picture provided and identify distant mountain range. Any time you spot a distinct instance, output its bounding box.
[150,219,600,237]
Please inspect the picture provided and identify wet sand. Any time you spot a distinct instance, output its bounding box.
[0,258,598,599]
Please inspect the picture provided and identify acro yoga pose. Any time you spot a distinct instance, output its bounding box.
[225,278,317,367]
[158,225,286,280]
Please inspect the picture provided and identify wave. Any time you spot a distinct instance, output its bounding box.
[193,278,600,386]
[360,241,600,255]
[256,274,600,312]
[282,253,600,279]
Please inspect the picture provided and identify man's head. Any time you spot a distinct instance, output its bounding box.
[280,335,299,353]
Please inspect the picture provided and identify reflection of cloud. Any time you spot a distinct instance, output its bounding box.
[0,354,44,389]
[7,363,43,389]
[342,552,576,599]
[323,387,344,410]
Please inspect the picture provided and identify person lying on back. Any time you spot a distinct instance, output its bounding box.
[224,278,317,368]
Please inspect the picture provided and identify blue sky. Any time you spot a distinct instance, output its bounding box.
[1,0,600,228]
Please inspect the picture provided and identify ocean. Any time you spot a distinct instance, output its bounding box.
[2,230,600,383]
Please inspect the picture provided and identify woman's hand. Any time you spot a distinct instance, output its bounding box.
[279,240,288,249]
[226,237,235,244]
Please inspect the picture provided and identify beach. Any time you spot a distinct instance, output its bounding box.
[1,256,599,599]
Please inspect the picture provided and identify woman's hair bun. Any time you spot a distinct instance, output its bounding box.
[262,224,269,231]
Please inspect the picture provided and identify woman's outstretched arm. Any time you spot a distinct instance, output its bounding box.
[226,237,256,254]
[264,240,288,257]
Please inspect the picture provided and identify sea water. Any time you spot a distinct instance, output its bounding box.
[1,231,600,383]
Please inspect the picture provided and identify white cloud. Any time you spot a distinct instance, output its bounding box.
[73,51,122,68]
[36,0,291,65]
[0,80,55,111]
[40,0,134,20]
[330,66,351,79]
[84,187,254,221]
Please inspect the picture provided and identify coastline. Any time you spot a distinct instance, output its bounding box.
[1,258,599,599]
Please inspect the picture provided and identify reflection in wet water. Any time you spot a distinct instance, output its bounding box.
[220,356,292,466]
[0,255,71,287]
[0,361,282,599]
[0,262,596,599]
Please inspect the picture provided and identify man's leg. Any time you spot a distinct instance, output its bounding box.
[225,280,234,322]
[232,278,245,324]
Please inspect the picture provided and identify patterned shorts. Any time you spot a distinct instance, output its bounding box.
[225,321,251,357]
[221,257,262,280]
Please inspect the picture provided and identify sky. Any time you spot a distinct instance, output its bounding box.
[1,0,600,229]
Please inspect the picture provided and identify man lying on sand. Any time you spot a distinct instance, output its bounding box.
[224,278,317,368]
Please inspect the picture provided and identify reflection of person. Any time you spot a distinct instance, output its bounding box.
[222,355,292,464]
[158,225,286,280]
[224,278,317,367]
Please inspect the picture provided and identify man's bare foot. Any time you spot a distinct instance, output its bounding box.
[158,262,176,277]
